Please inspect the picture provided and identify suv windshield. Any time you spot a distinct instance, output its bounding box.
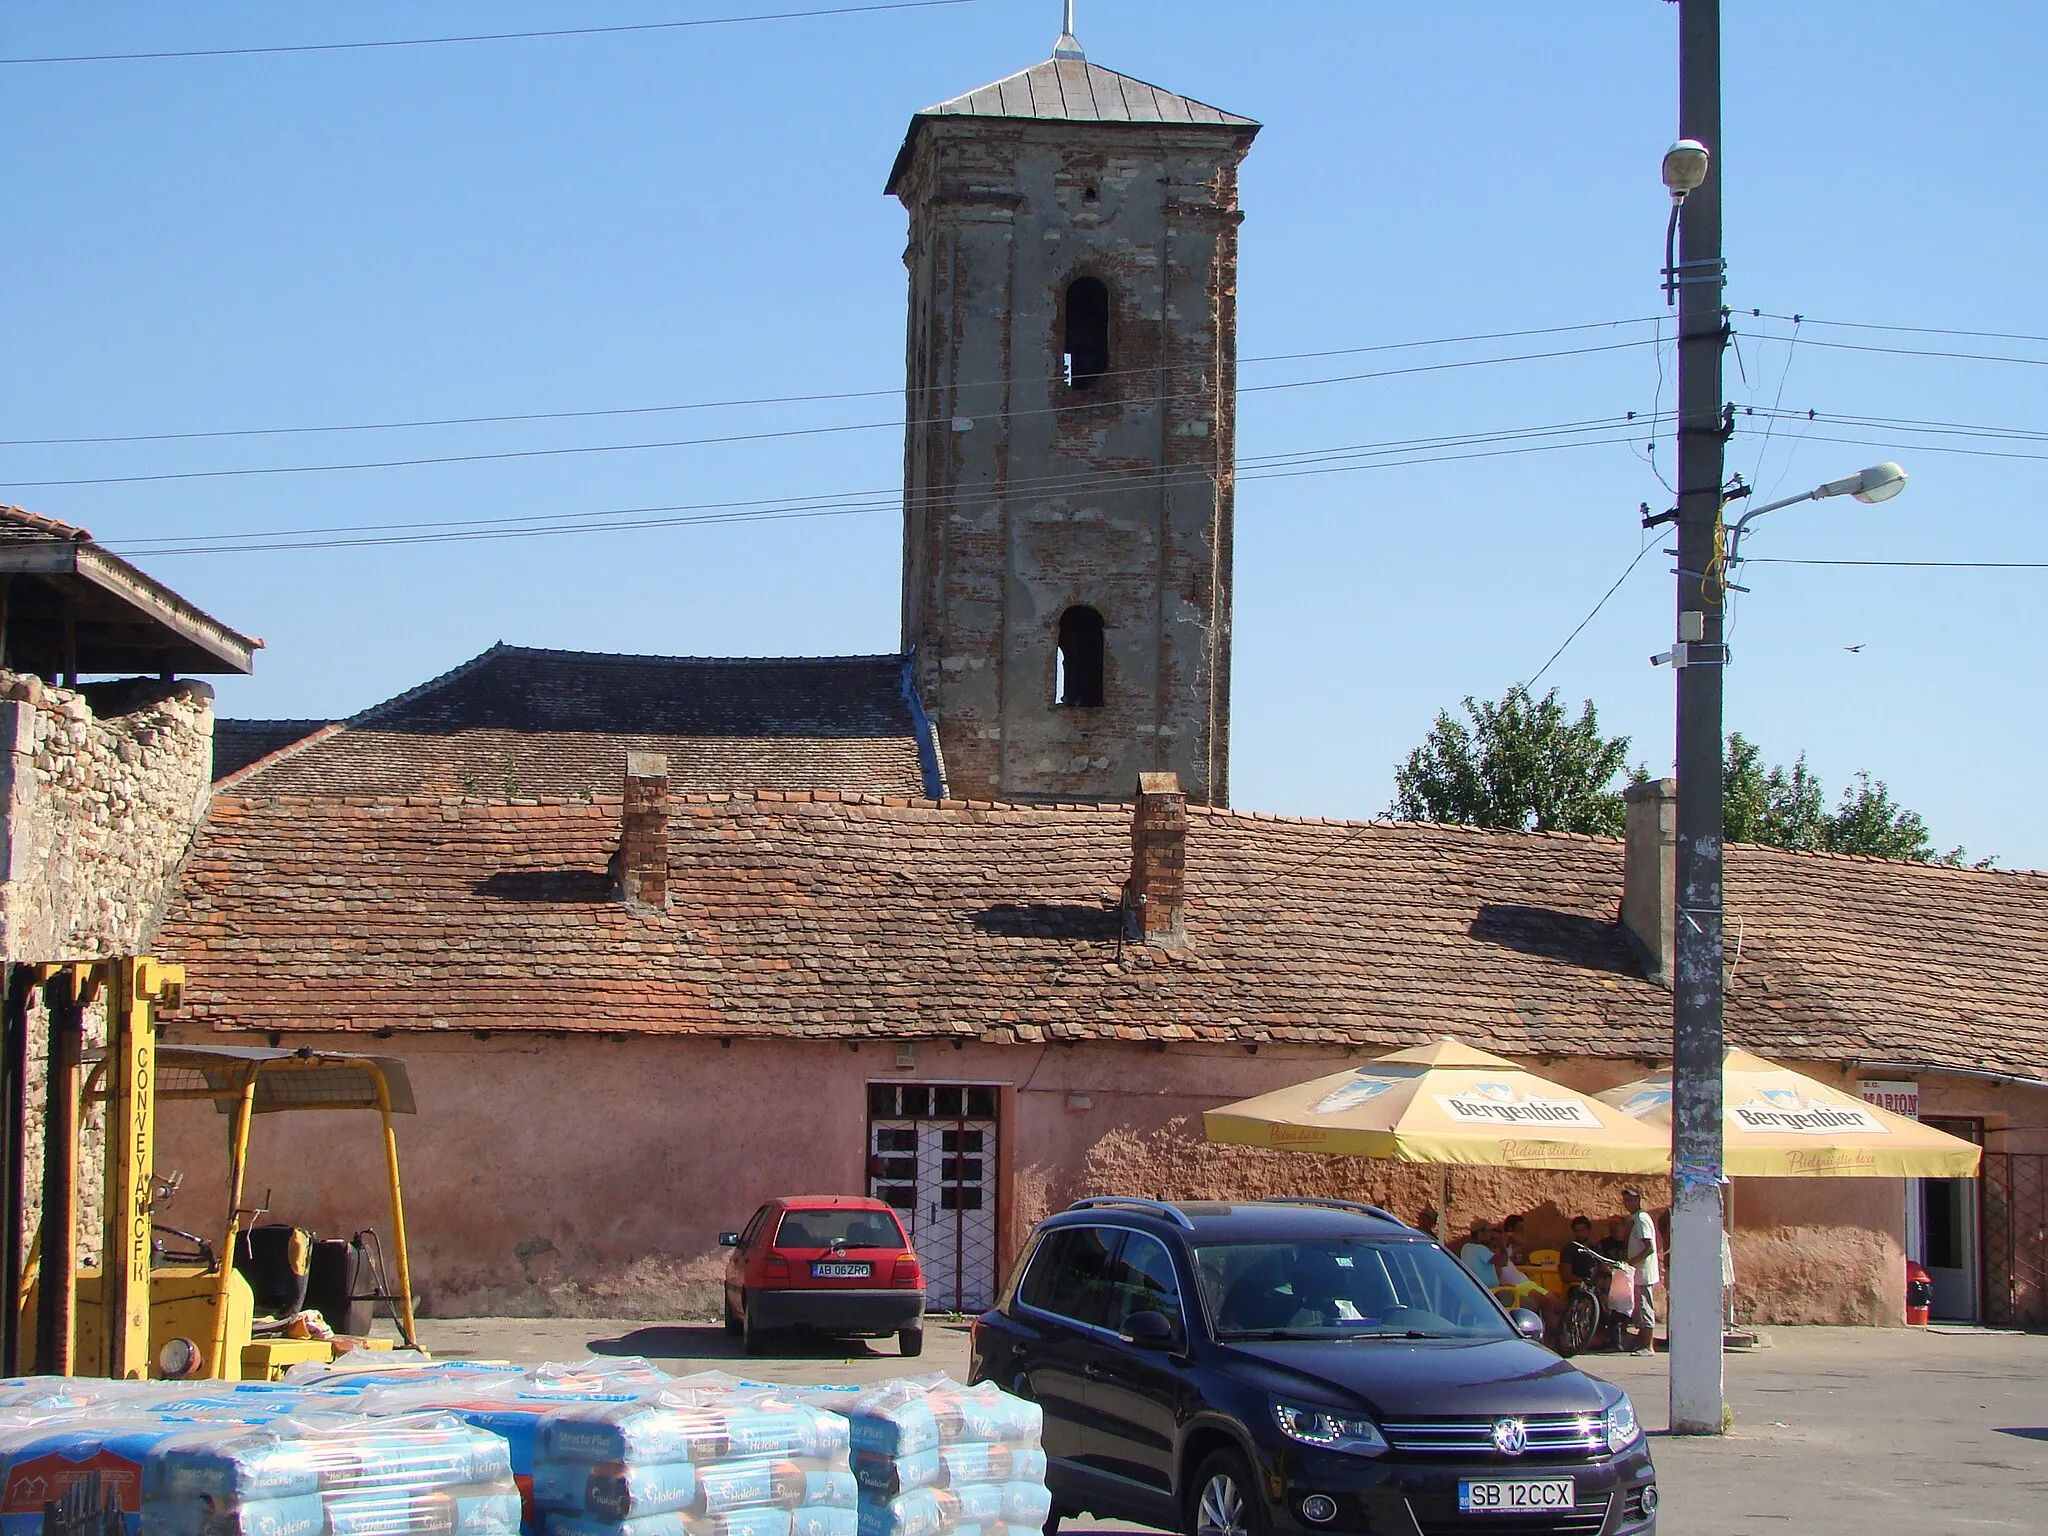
[1195,1237,1513,1341]
[774,1209,906,1249]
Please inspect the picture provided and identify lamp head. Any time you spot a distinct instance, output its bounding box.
[1661,139,1711,197]
[1816,462,1909,504]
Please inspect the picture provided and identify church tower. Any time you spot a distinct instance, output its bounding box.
[887,17,1257,805]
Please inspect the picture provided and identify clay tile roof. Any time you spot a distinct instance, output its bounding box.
[218,644,934,799]
[0,506,93,543]
[153,794,2048,1080]
[211,720,336,781]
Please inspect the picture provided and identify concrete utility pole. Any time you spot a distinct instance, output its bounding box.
[1668,0,1730,1435]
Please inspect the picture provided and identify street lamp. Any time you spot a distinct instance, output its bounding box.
[1662,138,1711,197]
[1724,463,1908,565]
[1660,140,1711,306]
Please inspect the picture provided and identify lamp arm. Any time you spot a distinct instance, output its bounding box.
[1724,487,1819,564]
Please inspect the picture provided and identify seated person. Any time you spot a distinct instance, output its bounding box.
[1497,1213,1560,1328]
[1457,1221,1500,1290]
[1567,1216,1601,1279]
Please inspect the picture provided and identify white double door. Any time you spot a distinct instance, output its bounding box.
[869,1113,997,1312]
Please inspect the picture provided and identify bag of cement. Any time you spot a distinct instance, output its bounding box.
[144,1414,518,1536]
[832,1378,1043,1536]
[0,1416,234,1536]
[540,1399,845,1468]
[839,1382,1040,1461]
[139,1491,330,1536]
[853,1445,1046,1499]
[353,1367,672,1533]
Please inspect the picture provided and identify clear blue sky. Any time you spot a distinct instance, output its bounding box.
[5,2,2043,863]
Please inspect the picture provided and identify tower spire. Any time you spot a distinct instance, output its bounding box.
[1052,0,1084,60]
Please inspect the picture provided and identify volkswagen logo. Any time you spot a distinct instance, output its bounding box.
[1491,1417,1529,1456]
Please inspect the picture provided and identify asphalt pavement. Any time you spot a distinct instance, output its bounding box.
[416,1316,2048,1534]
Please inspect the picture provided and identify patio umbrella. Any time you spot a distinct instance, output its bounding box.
[1203,1039,1671,1174]
[1595,1048,1982,1178]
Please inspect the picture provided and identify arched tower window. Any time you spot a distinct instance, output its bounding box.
[1063,277,1110,390]
[1055,606,1105,707]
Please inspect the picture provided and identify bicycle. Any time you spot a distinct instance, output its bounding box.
[1553,1241,1631,1356]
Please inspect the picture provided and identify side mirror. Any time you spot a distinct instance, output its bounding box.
[718,1232,742,1248]
[1512,1308,1547,1342]
[1119,1309,1180,1350]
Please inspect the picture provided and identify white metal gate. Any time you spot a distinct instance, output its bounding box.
[867,1082,998,1312]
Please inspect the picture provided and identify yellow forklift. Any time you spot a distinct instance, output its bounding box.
[10,958,422,1380]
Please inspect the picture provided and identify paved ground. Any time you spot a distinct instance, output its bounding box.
[417,1317,2048,1534]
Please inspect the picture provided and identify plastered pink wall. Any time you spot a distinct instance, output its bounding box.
[147,1030,2039,1325]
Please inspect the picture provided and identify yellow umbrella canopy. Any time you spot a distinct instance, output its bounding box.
[1204,1039,1672,1173]
[1596,1048,1983,1178]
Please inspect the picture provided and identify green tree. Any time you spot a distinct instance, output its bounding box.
[1722,734,1828,850]
[1722,732,1984,866]
[1390,688,1637,834]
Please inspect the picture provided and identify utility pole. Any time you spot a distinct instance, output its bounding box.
[1668,0,1729,1434]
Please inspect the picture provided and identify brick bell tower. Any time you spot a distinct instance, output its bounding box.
[886,16,1258,806]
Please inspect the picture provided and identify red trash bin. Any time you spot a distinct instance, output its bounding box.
[1906,1260,1933,1326]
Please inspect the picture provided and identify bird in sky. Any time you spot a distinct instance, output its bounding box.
[1844,644,1865,653]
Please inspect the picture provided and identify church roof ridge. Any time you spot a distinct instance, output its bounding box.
[914,54,1257,130]
[886,52,1257,195]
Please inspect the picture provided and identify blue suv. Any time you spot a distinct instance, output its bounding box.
[970,1198,1656,1536]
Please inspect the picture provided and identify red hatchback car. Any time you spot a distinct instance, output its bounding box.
[720,1195,926,1356]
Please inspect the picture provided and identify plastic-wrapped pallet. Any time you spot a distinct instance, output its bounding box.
[0,1413,203,1536]
[141,1412,520,1536]
[531,1382,854,1536]
[0,1385,331,1536]
[829,1379,1046,1536]
[344,1360,674,1536]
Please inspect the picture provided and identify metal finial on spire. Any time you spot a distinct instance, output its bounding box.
[1052,0,1084,60]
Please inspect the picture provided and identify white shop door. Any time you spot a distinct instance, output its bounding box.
[868,1082,998,1312]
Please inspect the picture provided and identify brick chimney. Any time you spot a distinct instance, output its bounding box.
[1621,777,1676,985]
[1127,772,1188,948]
[617,751,670,910]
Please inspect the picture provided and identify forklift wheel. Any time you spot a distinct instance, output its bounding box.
[898,1326,924,1358]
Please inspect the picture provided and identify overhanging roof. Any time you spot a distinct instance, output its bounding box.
[0,507,261,675]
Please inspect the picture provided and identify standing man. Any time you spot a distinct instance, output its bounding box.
[1622,1187,1662,1353]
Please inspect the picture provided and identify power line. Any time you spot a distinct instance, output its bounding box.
[0,338,1662,491]
[1741,310,2048,349]
[109,413,1671,558]
[1777,337,2048,369]
[1746,407,2048,444]
[0,318,1664,449]
[115,410,1657,553]
[1521,539,1661,692]
[117,416,1667,556]
[1749,430,2048,466]
[0,1,980,66]
[1747,557,2048,571]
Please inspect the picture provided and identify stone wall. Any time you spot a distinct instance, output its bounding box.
[0,671,215,962]
[0,669,215,1265]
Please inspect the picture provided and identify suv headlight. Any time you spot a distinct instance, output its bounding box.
[1603,1395,1641,1454]
[1272,1400,1388,1457]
